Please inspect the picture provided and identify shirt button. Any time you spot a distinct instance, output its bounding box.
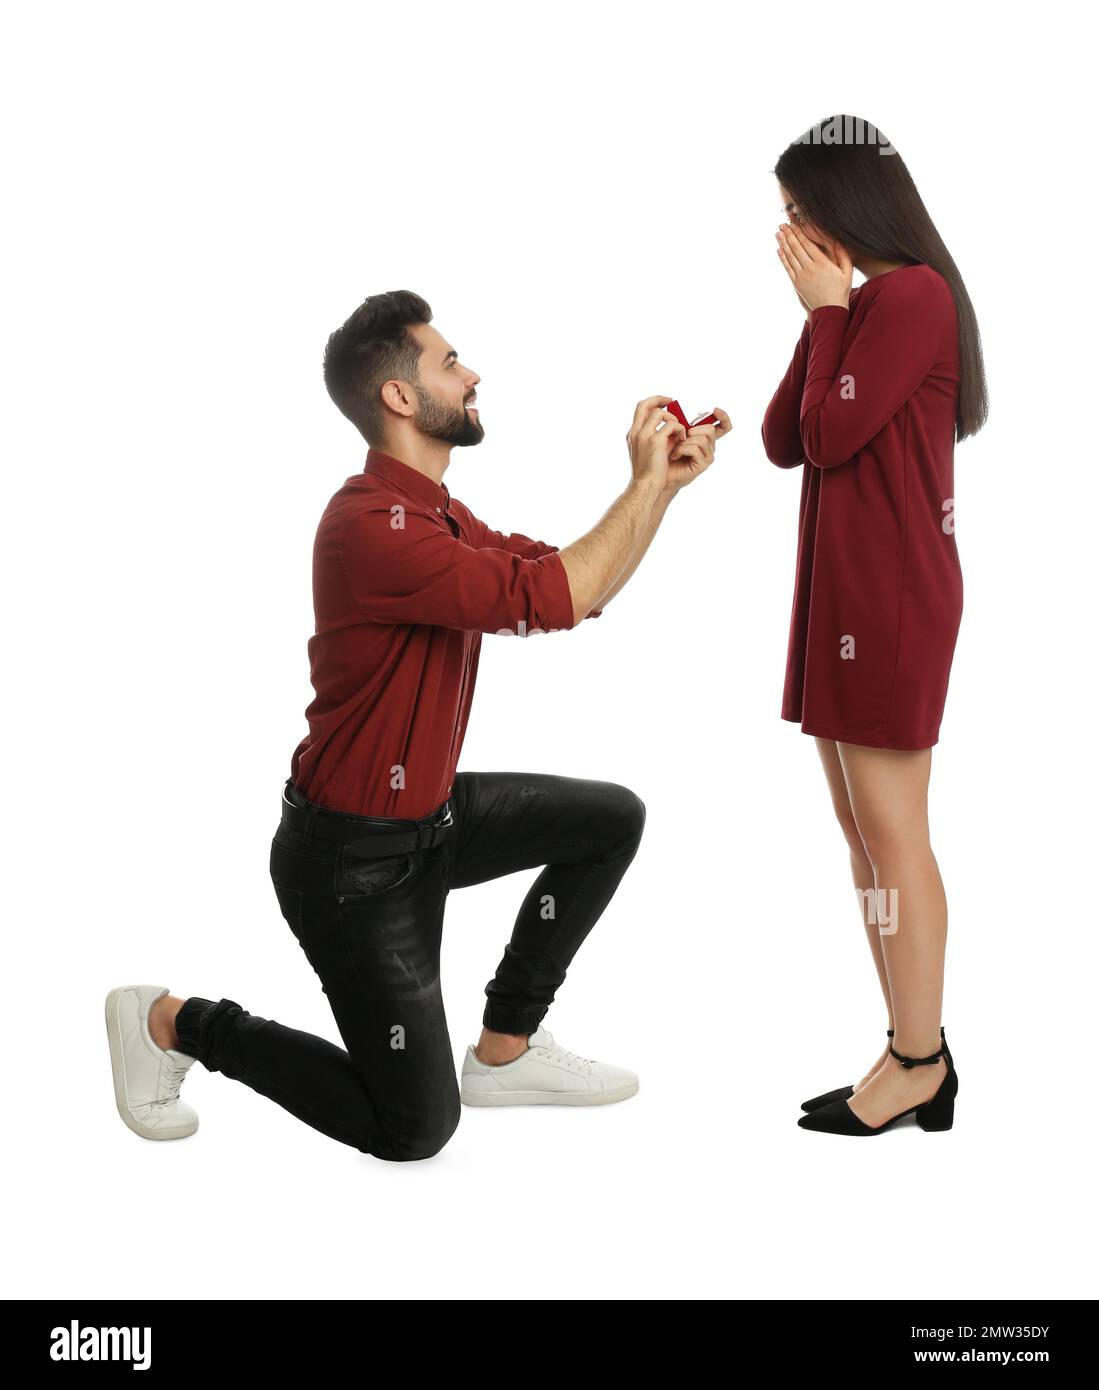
[436,506,442,513]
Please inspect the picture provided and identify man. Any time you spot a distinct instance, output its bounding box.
[105,290,729,1161]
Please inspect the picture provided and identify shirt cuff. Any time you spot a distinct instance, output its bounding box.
[539,550,580,632]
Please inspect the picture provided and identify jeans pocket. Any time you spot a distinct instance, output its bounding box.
[336,847,416,901]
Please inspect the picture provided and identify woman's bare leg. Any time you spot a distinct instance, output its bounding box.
[814,737,893,1089]
[836,742,948,1126]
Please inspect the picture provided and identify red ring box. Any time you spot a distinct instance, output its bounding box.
[666,399,718,430]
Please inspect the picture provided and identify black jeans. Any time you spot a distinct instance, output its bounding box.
[174,771,645,1162]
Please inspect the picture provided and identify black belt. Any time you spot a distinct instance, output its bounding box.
[280,779,453,858]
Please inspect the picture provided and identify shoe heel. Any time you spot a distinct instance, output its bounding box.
[916,1096,953,1131]
[916,1073,957,1132]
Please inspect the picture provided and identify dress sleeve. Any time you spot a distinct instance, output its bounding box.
[339,504,578,635]
[761,320,811,468]
[799,270,952,469]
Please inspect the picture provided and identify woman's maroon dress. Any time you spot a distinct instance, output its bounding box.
[762,264,963,750]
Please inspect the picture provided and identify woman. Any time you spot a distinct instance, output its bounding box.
[761,116,987,1136]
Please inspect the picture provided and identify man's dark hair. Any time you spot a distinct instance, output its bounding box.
[323,290,433,444]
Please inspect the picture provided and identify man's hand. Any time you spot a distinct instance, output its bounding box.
[556,399,729,622]
[624,395,687,494]
[665,407,732,493]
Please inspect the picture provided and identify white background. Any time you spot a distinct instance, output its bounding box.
[4,0,1095,1301]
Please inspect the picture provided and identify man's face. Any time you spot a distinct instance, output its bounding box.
[407,322,483,447]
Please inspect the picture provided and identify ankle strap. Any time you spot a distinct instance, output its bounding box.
[889,1045,944,1069]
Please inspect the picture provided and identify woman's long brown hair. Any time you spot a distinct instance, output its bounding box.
[775,116,988,441]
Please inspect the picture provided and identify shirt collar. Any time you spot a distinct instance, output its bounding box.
[363,448,450,511]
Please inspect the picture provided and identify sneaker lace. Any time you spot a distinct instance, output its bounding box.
[158,1057,190,1105]
[544,1040,594,1074]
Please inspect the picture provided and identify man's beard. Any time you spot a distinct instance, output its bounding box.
[412,382,484,447]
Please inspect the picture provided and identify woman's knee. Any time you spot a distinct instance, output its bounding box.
[824,797,867,862]
[839,817,866,859]
[854,817,931,873]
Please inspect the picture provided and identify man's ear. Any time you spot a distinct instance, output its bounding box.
[380,379,416,420]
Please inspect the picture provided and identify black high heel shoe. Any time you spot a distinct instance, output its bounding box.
[797,1039,958,1135]
[800,1026,951,1113]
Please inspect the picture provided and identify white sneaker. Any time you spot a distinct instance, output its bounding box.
[105,985,199,1140]
[460,1026,639,1106]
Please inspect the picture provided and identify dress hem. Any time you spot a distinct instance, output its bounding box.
[781,712,939,751]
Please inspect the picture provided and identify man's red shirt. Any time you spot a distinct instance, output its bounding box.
[290,447,593,818]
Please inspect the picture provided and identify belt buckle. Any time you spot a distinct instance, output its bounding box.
[436,803,453,829]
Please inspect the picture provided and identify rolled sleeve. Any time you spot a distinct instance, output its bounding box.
[339,505,578,635]
[464,511,602,621]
